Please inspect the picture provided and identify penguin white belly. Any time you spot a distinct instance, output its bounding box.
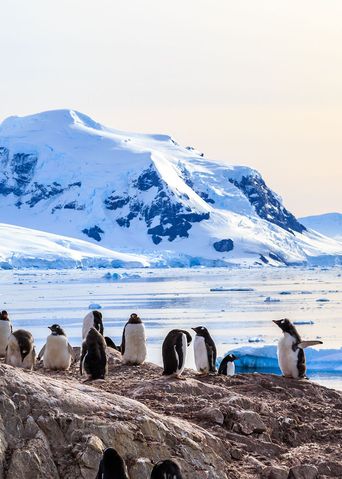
[82,312,94,339]
[0,322,11,356]
[44,336,72,370]
[194,336,209,373]
[175,333,187,375]
[277,333,300,378]
[122,324,147,364]
[226,362,235,376]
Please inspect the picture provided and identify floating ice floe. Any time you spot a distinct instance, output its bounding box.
[248,337,265,343]
[88,303,102,309]
[103,272,142,281]
[264,297,280,303]
[316,298,330,302]
[210,287,254,292]
[293,320,315,325]
[279,291,292,295]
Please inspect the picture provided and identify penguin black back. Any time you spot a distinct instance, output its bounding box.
[80,328,107,380]
[192,326,217,372]
[96,448,129,479]
[13,329,34,361]
[93,311,104,336]
[151,459,183,479]
[162,329,192,376]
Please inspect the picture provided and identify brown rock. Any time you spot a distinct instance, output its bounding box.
[288,465,318,479]
[263,465,289,479]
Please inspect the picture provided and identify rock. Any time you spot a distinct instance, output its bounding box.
[232,410,267,435]
[263,465,289,479]
[196,407,224,425]
[288,465,318,479]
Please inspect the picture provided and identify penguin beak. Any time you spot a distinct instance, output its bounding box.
[48,326,53,330]
[232,355,238,361]
[272,320,281,325]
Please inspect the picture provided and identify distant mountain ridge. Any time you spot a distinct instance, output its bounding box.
[0,109,341,267]
[300,213,342,241]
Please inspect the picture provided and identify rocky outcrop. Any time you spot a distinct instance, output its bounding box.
[0,353,341,478]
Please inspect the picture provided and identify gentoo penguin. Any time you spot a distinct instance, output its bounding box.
[0,310,12,357]
[37,324,75,370]
[273,318,323,379]
[192,326,217,374]
[96,448,129,479]
[218,354,238,376]
[151,459,183,479]
[82,310,119,351]
[162,329,192,379]
[5,329,36,370]
[82,310,104,339]
[80,327,107,380]
[121,313,147,365]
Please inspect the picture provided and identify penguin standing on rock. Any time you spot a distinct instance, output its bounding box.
[5,329,36,370]
[121,313,147,365]
[82,310,119,351]
[0,310,12,357]
[192,326,217,375]
[218,354,238,376]
[151,459,183,478]
[162,329,192,379]
[37,324,75,370]
[80,327,107,380]
[273,318,323,379]
[96,448,129,479]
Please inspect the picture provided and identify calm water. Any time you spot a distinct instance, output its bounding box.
[1,267,341,389]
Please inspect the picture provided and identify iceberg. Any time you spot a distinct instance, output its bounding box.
[220,345,342,375]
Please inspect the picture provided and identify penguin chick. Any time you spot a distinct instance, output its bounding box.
[96,448,129,479]
[0,310,12,357]
[192,326,217,374]
[38,324,74,370]
[218,354,238,376]
[121,313,147,365]
[82,310,103,339]
[162,329,192,379]
[273,318,323,379]
[151,459,183,479]
[80,327,107,380]
[5,329,36,370]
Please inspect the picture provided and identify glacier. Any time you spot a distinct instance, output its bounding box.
[0,109,342,267]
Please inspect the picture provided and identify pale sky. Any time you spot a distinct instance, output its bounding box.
[1,0,341,216]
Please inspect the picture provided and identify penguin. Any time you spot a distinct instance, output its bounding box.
[37,324,75,370]
[0,310,12,357]
[82,310,104,339]
[151,459,183,479]
[162,329,192,379]
[82,310,119,351]
[121,313,147,365]
[273,318,323,379]
[96,448,129,479]
[192,326,217,374]
[218,354,238,376]
[5,329,36,370]
[80,327,107,380]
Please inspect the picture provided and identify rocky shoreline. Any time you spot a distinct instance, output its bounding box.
[0,350,341,478]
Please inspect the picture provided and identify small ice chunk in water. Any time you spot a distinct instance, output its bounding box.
[316,298,330,302]
[293,320,314,325]
[89,303,102,309]
[264,297,280,303]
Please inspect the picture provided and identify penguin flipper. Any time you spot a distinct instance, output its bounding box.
[37,344,46,361]
[104,336,118,350]
[120,325,126,355]
[298,340,323,349]
[175,334,184,371]
[80,342,87,375]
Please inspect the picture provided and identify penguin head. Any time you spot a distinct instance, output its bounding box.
[128,313,141,324]
[1,310,9,321]
[48,324,65,336]
[101,448,128,477]
[273,318,293,333]
[192,326,209,338]
[225,354,238,362]
[151,459,183,478]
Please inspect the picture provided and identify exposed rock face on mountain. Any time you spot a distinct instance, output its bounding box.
[1,109,342,267]
[0,353,341,478]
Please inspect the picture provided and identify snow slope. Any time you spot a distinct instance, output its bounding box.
[0,109,342,267]
[300,213,342,241]
[0,223,150,269]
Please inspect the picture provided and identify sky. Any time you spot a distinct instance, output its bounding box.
[0,0,341,217]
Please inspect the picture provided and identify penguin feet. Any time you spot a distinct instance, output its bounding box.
[174,374,187,381]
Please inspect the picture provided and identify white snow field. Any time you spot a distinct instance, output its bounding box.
[1,266,342,389]
[0,223,150,269]
[300,213,342,241]
[0,109,342,267]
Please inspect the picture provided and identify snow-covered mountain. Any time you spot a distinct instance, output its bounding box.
[0,223,150,269]
[300,213,342,242]
[0,109,341,267]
